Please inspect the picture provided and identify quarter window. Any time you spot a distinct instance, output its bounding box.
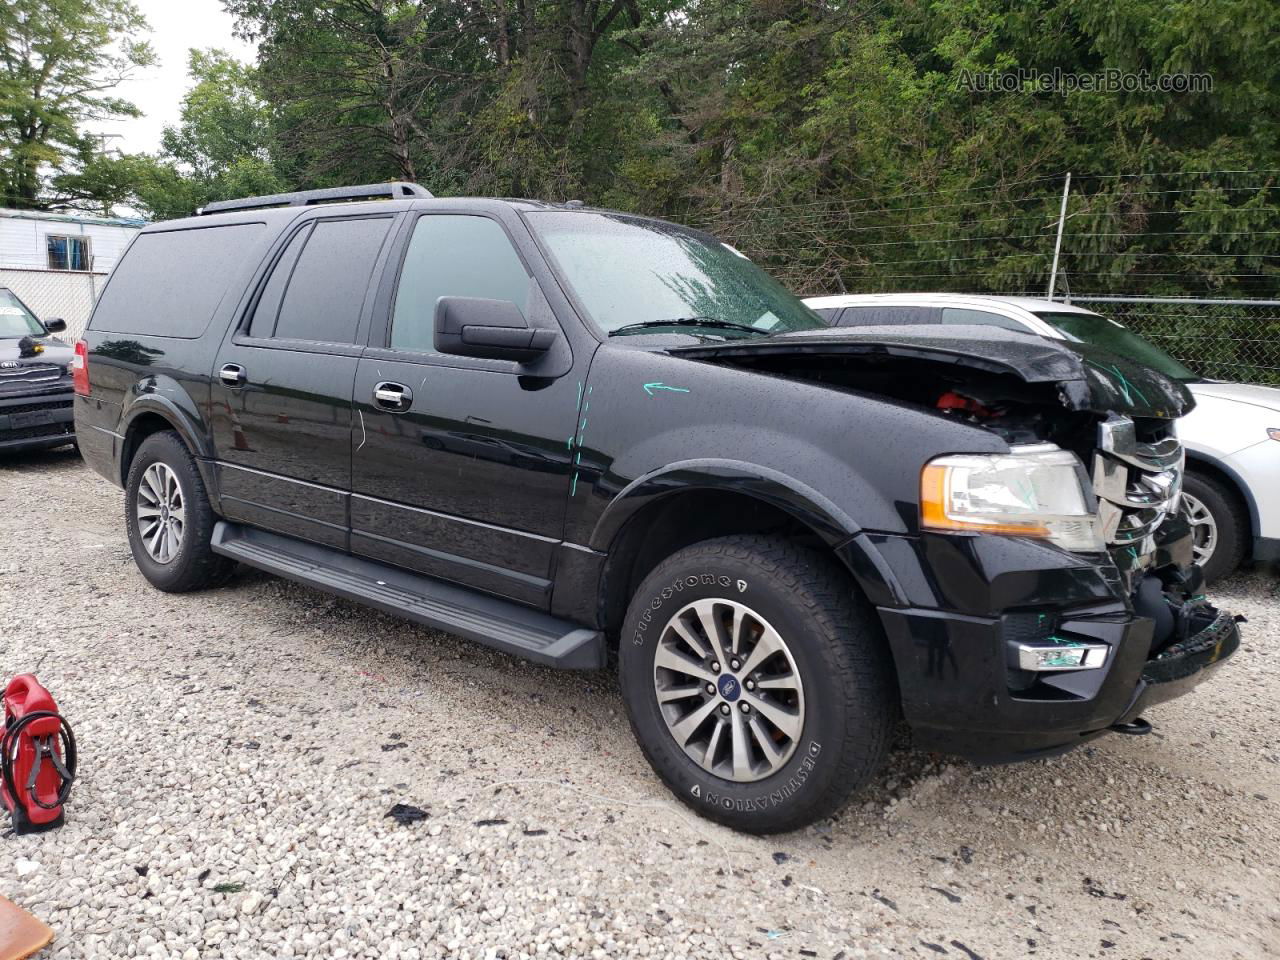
[47,235,91,271]
[390,215,531,353]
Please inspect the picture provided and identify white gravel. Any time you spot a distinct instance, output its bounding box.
[2,447,1279,959]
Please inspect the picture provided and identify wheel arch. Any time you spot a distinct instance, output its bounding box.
[119,395,212,488]
[590,461,903,639]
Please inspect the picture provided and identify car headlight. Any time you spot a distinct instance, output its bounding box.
[921,443,1105,552]
[1268,427,1280,442]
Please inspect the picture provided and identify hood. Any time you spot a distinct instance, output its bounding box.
[1189,380,1280,413]
[670,324,1194,419]
[0,335,73,366]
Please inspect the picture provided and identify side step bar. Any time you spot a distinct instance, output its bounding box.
[211,522,606,669]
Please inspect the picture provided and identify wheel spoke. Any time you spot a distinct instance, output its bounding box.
[694,600,730,667]
[136,504,162,518]
[738,623,784,678]
[656,683,705,704]
[701,717,726,771]
[747,714,784,768]
[668,616,710,660]
[669,698,720,747]
[729,707,752,780]
[729,604,746,656]
[654,644,716,683]
[753,674,799,692]
[744,692,802,741]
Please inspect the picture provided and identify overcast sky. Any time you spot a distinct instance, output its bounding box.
[95,0,257,155]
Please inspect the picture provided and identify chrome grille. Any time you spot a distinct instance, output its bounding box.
[1092,416,1183,550]
[0,363,62,384]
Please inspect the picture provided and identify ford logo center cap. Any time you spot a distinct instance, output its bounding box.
[717,674,741,701]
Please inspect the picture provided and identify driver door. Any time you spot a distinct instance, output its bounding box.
[350,211,589,607]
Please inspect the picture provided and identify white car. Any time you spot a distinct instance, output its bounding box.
[804,293,1280,582]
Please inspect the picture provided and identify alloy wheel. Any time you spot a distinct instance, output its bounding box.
[1181,492,1218,568]
[135,462,186,564]
[652,598,805,783]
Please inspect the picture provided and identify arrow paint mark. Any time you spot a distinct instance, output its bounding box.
[643,382,691,397]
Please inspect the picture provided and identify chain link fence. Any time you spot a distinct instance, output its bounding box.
[0,267,106,342]
[1064,297,1280,385]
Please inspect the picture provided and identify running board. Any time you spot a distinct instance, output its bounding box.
[211,522,606,669]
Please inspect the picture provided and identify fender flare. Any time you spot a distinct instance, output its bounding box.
[588,458,906,607]
[119,392,213,480]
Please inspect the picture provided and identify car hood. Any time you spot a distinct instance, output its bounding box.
[1189,381,1280,413]
[0,336,73,366]
[669,324,1194,419]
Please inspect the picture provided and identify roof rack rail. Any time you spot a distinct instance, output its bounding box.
[198,182,433,215]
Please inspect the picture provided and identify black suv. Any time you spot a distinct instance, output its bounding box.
[0,287,74,453]
[74,183,1239,833]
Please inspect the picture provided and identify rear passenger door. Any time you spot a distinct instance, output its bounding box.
[209,213,398,549]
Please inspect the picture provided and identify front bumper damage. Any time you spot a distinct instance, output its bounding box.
[852,520,1241,763]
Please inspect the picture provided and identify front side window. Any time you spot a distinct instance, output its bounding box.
[390,215,532,353]
[526,212,824,339]
[47,235,91,271]
[269,217,393,344]
[0,289,44,338]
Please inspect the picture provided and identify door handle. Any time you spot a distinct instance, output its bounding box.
[219,363,246,387]
[373,381,412,412]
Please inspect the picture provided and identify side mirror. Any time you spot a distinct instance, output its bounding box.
[434,296,557,363]
[44,318,67,334]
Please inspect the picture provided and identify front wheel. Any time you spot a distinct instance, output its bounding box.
[618,535,897,834]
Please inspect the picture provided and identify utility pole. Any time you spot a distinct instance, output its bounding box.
[1047,172,1071,300]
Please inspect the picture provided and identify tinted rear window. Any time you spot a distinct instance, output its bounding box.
[274,217,393,343]
[89,224,265,338]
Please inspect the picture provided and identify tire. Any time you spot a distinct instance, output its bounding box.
[1181,471,1248,584]
[618,535,897,834]
[125,431,235,592]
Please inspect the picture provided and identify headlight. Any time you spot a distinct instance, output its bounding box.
[1268,427,1280,442]
[921,443,1105,552]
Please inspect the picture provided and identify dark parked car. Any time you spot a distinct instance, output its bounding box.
[0,287,74,454]
[74,183,1239,833]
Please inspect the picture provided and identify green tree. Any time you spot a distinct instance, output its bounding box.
[0,0,155,207]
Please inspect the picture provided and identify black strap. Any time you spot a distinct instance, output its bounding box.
[2,711,76,812]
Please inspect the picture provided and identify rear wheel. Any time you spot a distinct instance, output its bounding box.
[1181,471,1247,583]
[618,535,897,834]
[125,431,235,592]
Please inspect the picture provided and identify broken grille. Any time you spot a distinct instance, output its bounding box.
[1092,416,1184,549]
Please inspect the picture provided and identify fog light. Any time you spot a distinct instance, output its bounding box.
[1016,642,1109,672]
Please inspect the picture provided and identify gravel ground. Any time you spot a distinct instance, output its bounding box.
[2,447,1278,960]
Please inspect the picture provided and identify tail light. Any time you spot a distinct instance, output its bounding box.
[71,340,90,396]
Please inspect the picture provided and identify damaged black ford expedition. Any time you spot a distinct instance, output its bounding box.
[73,183,1240,833]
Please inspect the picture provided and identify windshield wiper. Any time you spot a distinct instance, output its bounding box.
[608,317,768,337]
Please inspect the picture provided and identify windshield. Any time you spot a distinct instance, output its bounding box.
[1034,311,1200,382]
[0,290,44,339]
[526,211,825,338]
